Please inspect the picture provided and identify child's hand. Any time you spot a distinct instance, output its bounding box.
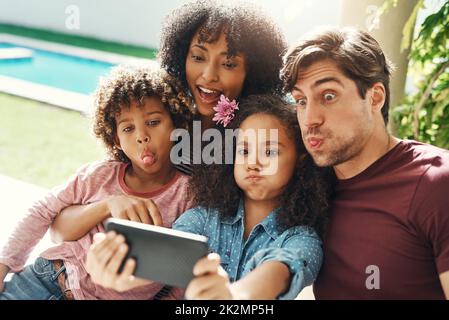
[105,195,163,226]
[0,263,10,293]
[85,232,152,292]
[185,253,233,300]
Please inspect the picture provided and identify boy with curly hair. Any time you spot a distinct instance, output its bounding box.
[0,65,194,300]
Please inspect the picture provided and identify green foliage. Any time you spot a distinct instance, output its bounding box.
[390,0,449,148]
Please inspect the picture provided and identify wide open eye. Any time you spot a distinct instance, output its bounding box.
[296,98,307,108]
[323,92,337,102]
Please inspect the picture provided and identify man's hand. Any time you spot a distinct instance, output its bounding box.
[85,232,152,292]
[185,253,234,300]
[106,195,163,226]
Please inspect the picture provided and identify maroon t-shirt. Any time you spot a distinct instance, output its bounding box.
[314,140,449,299]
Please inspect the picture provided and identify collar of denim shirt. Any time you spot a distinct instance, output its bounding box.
[221,198,283,239]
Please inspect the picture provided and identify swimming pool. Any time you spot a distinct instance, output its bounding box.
[0,42,115,95]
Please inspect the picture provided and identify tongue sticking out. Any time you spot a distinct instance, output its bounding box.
[143,155,154,165]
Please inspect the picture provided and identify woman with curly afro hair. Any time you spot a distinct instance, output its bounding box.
[159,0,287,128]
[158,0,287,175]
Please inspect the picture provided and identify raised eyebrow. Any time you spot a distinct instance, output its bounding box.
[313,77,344,88]
[291,86,304,95]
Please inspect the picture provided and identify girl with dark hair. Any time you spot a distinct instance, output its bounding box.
[86,94,335,299]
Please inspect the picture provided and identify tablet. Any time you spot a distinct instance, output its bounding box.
[104,218,209,288]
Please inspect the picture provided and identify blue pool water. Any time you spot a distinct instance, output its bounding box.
[0,42,115,95]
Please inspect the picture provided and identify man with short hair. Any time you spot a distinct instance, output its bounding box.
[281,27,449,299]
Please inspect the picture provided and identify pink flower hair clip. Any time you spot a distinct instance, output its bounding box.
[213,94,239,127]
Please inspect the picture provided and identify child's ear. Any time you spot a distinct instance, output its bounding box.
[369,83,386,114]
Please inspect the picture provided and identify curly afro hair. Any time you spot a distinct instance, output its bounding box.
[93,65,193,163]
[189,94,336,238]
[159,0,287,98]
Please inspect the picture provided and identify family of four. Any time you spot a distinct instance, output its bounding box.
[1,0,448,300]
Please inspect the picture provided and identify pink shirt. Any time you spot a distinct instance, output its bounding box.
[0,160,194,300]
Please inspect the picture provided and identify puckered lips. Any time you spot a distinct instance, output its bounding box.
[196,85,223,105]
[140,149,156,166]
[307,136,324,149]
[245,174,263,183]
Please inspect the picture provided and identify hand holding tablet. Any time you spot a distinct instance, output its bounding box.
[105,218,209,288]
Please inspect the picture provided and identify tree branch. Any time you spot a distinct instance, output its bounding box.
[413,60,449,138]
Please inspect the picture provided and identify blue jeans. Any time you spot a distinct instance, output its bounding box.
[0,257,66,300]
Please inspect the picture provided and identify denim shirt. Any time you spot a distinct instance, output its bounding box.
[172,200,323,299]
